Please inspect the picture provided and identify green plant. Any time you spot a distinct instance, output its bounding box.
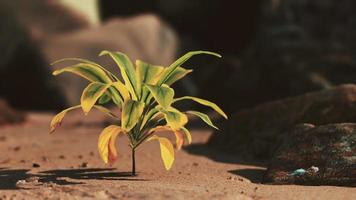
[50,50,227,175]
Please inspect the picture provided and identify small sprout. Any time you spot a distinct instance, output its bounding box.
[50,50,227,175]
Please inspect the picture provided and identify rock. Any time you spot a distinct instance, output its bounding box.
[80,162,89,168]
[43,14,177,105]
[0,0,90,39]
[32,163,40,168]
[263,123,356,186]
[201,0,356,114]
[208,84,356,159]
[0,99,26,125]
[100,0,260,54]
[0,5,67,111]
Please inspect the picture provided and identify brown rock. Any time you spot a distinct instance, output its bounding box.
[263,123,356,186]
[0,99,26,125]
[209,84,356,159]
[42,14,177,105]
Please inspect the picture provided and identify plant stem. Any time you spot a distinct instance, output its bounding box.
[131,147,136,176]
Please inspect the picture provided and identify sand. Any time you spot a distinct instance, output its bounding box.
[0,111,354,200]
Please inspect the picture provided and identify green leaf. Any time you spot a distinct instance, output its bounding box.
[51,57,119,81]
[140,107,160,130]
[147,135,175,170]
[81,82,111,115]
[161,107,188,131]
[52,63,112,83]
[100,50,138,100]
[136,60,165,101]
[173,96,228,119]
[163,67,193,85]
[157,51,221,85]
[98,93,111,104]
[145,84,174,109]
[186,111,219,130]
[121,100,145,132]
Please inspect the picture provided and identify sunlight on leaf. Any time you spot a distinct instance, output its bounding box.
[98,125,124,165]
[121,100,145,132]
[52,63,112,83]
[146,84,174,109]
[158,51,221,85]
[174,96,228,119]
[147,135,175,170]
[81,82,111,115]
[180,127,192,144]
[186,111,219,130]
[50,105,81,133]
[161,107,188,131]
[100,50,138,100]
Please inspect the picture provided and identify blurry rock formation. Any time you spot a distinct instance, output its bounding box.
[0,4,66,111]
[0,0,178,108]
[201,0,356,114]
[100,0,260,54]
[264,123,356,186]
[0,98,26,125]
[209,84,356,159]
[45,14,177,104]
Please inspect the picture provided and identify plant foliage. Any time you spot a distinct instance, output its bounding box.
[50,50,227,173]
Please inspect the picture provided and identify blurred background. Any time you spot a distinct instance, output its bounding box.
[0,0,356,116]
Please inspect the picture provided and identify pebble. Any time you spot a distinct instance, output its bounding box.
[80,162,88,168]
[32,163,40,168]
[13,146,21,151]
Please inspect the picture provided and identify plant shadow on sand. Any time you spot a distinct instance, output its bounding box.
[184,143,267,183]
[0,168,145,190]
[0,168,31,190]
[36,168,146,185]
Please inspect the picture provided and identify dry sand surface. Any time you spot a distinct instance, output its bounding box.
[0,110,354,200]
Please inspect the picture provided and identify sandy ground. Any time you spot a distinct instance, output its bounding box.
[0,111,355,200]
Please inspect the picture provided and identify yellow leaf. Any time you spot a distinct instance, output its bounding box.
[51,57,119,81]
[180,127,192,144]
[157,51,221,85]
[186,111,219,130]
[50,105,81,133]
[81,82,111,115]
[146,126,184,150]
[162,67,193,86]
[112,81,130,101]
[147,135,175,170]
[173,96,228,119]
[173,130,184,150]
[98,125,124,165]
[99,50,138,100]
[52,63,112,83]
[50,105,118,133]
[161,107,188,131]
[121,100,145,132]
